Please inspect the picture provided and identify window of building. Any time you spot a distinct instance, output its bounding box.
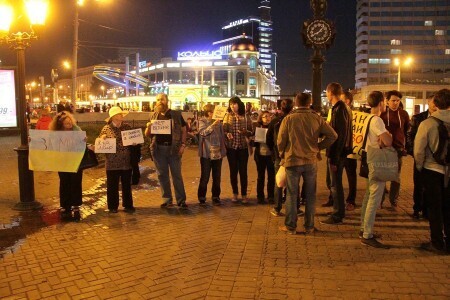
[446,49,450,55]
[424,20,433,26]
[249,77,256,85]
[369,58,379,64]
[391,49,402,54]
[249,57,257,70]
[435,30,444,35]
[236,72,245,85]
[379,59,391,64]
[391,39,401,45]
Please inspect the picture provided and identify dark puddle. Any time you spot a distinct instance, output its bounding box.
[0,165,159,259]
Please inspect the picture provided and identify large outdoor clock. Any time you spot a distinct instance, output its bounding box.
[303,18,335,48]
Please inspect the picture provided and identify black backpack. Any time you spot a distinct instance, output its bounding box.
[430,116,450,167]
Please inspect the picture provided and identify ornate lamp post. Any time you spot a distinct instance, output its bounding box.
[0,0,48,210]
[394,57,413,91]
[302,0,335,112]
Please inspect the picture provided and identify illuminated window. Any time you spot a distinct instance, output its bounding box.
[435,30,444,35]
[236,72,245,85]
[424,20,433,26]
[391,49,402,54]
[249,77,256,85]
[369,58,379,64]
[379,59,391,64]
[446,49,450,55]
[260,54,271,58]
[391,39,401,45]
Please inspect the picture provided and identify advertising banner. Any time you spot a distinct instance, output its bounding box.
[0,69,18,127]
[29,130,86,172]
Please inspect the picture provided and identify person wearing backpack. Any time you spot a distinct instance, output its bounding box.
[414,88,450,254]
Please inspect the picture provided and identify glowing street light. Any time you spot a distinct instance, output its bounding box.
[394,57,413,91]
[101,85,105,97]
[0,0,49,210]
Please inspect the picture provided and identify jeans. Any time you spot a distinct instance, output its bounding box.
[344,158,357,205]
[198,157,222,201]
[360,178,386,239]
[152,145,186,205]
[255,154,275,201]
[285,164,317,230]
[422,168,450,249]
[383,155,403,205]
[226,148,249,196]
[412,163,426,214]
[328,158,346,220]
[274,158,283,212]
[106,169,133,210]
[58,170,83,210]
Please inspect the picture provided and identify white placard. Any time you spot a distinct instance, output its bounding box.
[0,70,18,127]
[212,106,228,120]
[151,119,171,134]
[255,127,267,143]
[95,138,116,153]
[121,128,144,146]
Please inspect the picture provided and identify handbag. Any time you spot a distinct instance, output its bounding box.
[276,165,286,188]
[359,116,373,178]
[79,147,99,171]
[210,145,221,160]
[367,146,399,182]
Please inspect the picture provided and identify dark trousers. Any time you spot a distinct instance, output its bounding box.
[344,158,357,205]
[255,154,275,200]
[226,148,249,196]
[58,170,83,210]
[329,158,346,220]
[422,168,450,250]
[413,163,426,214]
[198,157,222,200]
[106,169,133,210]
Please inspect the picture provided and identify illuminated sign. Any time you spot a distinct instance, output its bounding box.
[0,69,17,127]
[177,50,223,61]
[222,18,250,29]
[139,61,147,68]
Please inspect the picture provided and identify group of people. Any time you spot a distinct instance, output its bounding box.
[46,87,449,254]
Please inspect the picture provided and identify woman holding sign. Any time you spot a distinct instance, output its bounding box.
[253,111,274,204]
[98,107,135,213]
[223,97,254,204]
[48,111,84,219]
[197,104,227,206]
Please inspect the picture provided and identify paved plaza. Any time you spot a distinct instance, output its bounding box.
[0,135,449,299]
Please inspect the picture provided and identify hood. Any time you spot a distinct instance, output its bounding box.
[432,109,450,123]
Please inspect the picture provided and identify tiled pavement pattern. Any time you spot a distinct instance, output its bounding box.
[0,136,449,299]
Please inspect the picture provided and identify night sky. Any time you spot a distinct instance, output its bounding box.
[0,0,356,94]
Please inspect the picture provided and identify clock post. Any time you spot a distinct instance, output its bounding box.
[302,0,335,112]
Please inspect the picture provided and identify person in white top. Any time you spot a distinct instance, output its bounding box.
[360,91,393,249]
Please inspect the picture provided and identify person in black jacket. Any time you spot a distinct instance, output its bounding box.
[406,95,436,219]
[321,82,353,225]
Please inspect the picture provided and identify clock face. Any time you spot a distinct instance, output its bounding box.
[306,19,332,46]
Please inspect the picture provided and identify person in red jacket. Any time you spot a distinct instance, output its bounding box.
[380,90,410,208]
[35,110,53,130]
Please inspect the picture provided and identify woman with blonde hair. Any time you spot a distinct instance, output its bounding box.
[197,104,227,205]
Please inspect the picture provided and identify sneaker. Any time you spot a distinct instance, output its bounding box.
[160,202,174,208]
[178,203,188,209]
[231,194,239,203]
[279,225,297,235]
[270,208,284,217]
[124,207,136,213]
[199,199,207,206]
[361,237,390,249]
[345,203,356,211]
[241,197,248,204]
[212,198,221,206]
[109,208,119,213]
[305,227,317,234]
[419,242,446,254]
[257,199,267,205]
[320,217,343,225]
[358,231,382,239]
[297,209,305,216]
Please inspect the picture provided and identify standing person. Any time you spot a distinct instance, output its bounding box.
[99,107,135,213]
[414,88,450,254]
[380,90,410,208]
[360,91,393,248]
[223,96,253,204]
[322,82,353,225]
[278,93,337,234]
[197,104,227,206]
[35,110,53,130]
[341,91,357,211]
[253,111,275,204]
[266,98,294,216]
[406,95,437,219]
[48,111,85,219]
[145,93,188,209]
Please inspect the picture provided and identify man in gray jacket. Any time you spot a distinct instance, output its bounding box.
[278,93,337,234]
[414,88,450,254]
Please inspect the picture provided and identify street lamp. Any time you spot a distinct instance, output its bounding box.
[100,85,105,97]
[0,0,48,210]
[394,57,413,91]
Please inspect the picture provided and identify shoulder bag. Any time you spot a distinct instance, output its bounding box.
[79,147,99,171]
[367,146,399,182]
[359,116,374,178]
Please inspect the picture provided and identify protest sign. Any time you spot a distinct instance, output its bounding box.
[29,130,86,172]
[254,127,268,143]
[95,138,116,153]
[121,128,144,146]
[151,120,171,134]
[212,106,228,120]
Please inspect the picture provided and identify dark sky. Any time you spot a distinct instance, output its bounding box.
[0,0,356,94]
